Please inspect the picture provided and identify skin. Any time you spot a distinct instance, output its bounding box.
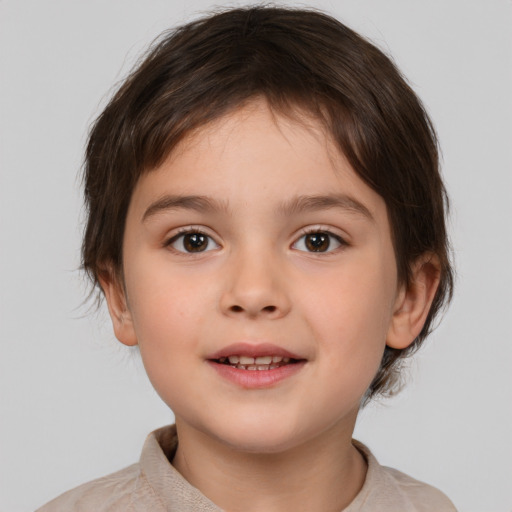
[101,99,440,512]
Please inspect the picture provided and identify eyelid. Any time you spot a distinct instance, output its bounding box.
[291,226,348,253]
[164,226,220,254]
[162,225,348,254]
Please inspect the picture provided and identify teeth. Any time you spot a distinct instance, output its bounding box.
[235,364,272,371]
[255,356,272,364]
[219,354,297,370]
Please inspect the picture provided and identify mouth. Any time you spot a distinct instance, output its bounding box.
[206,343,307,387]
[207,342,306,370]
[212,354,302,371]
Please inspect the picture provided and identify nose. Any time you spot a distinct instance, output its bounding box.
[219,248,291,320]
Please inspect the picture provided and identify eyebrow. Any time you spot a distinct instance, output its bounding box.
[142,195,229,221]
[275,194,374,221]
[142,193,373,222]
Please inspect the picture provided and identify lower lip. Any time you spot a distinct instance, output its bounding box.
[207,360,306,389]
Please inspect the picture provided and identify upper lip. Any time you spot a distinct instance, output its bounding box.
[207,342,305,361]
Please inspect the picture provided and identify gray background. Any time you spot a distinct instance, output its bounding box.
[1,1,511,511]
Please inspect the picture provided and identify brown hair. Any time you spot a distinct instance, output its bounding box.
[82,5,453,402]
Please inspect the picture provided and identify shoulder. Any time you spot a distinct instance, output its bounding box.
[348,440,457,512]
[35,463,161,512]
[35,425,219,512]
[379,465,457,512]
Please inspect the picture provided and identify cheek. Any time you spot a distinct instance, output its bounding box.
[126,279,211,410]
[304,256,395,331]
[126,250,213,332]
[123,258,216,381]
[298,254,397,381]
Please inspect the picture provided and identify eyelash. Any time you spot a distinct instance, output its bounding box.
[164,227,348,255]
[164,227,219,255]
[292,228,347,254]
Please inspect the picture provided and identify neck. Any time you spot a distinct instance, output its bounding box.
[172,416,367,512]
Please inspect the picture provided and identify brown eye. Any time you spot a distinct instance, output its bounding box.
[293,231,343,253]
[305,233,330,252]
[183,233,208,252]
[168,231,219,253]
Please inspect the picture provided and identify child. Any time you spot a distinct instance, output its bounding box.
[38,6,456,511]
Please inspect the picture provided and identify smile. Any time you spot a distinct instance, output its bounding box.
[207,343,307,388]
[217,355,294,370]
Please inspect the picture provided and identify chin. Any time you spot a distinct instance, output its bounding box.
[209,417,310,455]
[221,434,301,455]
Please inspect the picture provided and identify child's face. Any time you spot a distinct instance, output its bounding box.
[106,100,409,452]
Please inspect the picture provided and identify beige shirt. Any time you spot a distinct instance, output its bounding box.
[37,425,457,511]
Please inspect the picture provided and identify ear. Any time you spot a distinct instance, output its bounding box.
[98,268,138,346]
[386,254,441,350]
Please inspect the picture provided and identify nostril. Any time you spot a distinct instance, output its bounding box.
[228,304,277,314]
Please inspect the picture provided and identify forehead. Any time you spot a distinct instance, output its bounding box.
[129,99,388,225]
